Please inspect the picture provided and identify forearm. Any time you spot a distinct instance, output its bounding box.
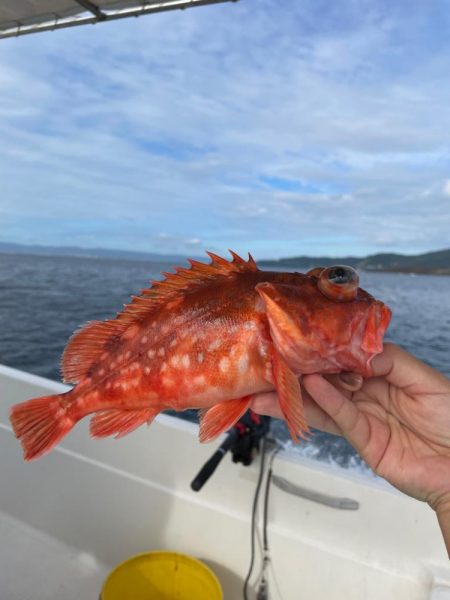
[436,503,450,558]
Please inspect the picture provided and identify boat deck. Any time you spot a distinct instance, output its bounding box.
[1,363,449,599]
[0,510,109,600]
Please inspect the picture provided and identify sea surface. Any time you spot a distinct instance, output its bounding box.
[1,253,449,472]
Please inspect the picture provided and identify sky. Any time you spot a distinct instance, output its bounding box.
[0,0,449,259]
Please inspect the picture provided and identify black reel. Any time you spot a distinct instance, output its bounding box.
[190,411,271,492]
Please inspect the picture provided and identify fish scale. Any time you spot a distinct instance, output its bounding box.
[9,251,391,460]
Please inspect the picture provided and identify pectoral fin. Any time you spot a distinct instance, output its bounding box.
[198,396,252,443]
[272,350,310,443]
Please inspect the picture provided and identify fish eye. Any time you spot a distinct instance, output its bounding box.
[327,266,356,285]
[318,265,359,301]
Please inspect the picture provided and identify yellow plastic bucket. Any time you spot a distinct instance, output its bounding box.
[100,551,223,600]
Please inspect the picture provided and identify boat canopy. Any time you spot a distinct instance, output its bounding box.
[0,0,235,40]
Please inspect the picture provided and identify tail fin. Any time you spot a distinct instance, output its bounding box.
[10,393,75,461]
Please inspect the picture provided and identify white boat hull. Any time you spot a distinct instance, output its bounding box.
[0,364,449,599]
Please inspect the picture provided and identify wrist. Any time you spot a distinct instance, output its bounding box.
[433,498,450,558]
[429,493,450,516]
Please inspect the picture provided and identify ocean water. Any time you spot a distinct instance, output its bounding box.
[1,253,449,471]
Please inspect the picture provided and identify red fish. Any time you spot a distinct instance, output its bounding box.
[10,251,391,460]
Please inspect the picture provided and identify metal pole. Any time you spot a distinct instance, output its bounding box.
[0,0,238,40]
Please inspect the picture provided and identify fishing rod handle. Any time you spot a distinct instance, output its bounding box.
[190,428,239,492]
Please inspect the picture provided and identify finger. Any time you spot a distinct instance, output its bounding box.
[371,342,450,393]
[302,394,342,435]
[325,372,363,393]
[250,392,283,419]
[250,390,341,435]
[303,374,371,453]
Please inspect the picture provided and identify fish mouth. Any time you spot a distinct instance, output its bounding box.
[361,301,392,376]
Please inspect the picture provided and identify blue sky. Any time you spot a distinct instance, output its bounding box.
[0,0,449,259]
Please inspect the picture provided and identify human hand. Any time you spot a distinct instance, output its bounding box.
[251,343,450,553]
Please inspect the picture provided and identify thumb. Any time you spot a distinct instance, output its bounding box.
[328,372,363,392]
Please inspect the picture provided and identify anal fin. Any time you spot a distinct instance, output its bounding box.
[272,350,310,443]
[198,396,251,443]
[90,407,158,439]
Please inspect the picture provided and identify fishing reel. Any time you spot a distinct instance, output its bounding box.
[190,411,271,492]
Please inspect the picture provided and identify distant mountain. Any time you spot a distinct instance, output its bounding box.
[0,241,191,263]
[260,248,450,275]
[1,242,449,274]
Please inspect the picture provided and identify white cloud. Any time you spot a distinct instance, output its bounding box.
[443,180,450,197]
[0,0,449,257]
[185,237,202,246]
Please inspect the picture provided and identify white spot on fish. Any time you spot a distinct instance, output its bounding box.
[238,355,249,373]
[197,353,204,363]
[125,351,132,359]
[162,376,174,387]
[55,400,68,418]
[147,349,155,359]
[244,321,255,330]
[144,366,151,375]
[169,339,177,348]
[117,354,124,362]
[194,375,206,386]
[219,357,230,373]
[98,368,105,376]
[141,335,148,344]
[101,352,108,360]
[110,362,116,370]
[181,355,190,368]
[130,362,140,371]
[158,348,165,357]
[161,362,168,372]
[121,382,129,391]
[170,355,180,367]
[208,339,222,351]
[105,381,112,390]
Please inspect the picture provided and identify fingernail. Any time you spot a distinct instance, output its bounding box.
[339,372,363,388]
